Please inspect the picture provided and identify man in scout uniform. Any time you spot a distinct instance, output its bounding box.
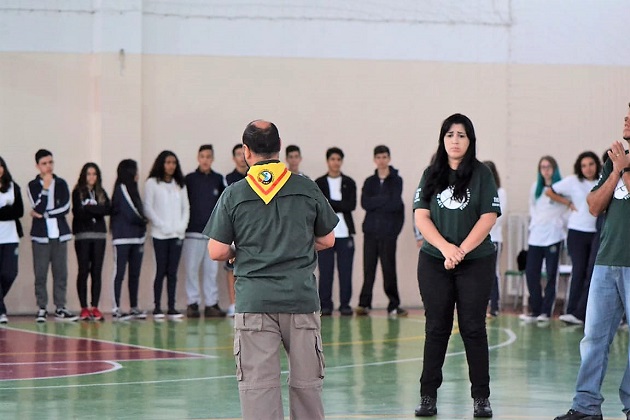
[205,120,338,420]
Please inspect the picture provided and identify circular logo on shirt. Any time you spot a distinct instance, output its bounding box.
[437,186,470,210]
[257,170,274,185]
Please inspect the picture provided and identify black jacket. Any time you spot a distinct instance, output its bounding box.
[314,173,356,235]
[185,169,225,234]
[71,187,111,235]
[361,166,404,238]
[27,175,72,243]
[110,184,146,245]
[0,182,24,238]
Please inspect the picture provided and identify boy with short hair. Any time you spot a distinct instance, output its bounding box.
[285,144,308,178]
[28,149,77,322]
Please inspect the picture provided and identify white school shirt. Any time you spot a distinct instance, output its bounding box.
[551,175,597,233]
[528,183,569,247]
[327,176,349,238]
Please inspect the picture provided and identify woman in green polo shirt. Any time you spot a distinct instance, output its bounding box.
[412,113,500,418]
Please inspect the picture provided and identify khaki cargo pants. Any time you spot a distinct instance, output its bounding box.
[234,312,325,420]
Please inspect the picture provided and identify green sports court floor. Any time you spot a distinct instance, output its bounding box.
[0,311,627,419]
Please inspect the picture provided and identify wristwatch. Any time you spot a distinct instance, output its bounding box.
[621,167,630,176]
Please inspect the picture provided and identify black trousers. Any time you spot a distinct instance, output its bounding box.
[153,238,183,311]
[318,237,355,311]
[0,243,18,314]
[418,252,494,399]
[565,229,596,316]
[359,234,400,312]
[113,243,144,309]
[74,239,106,308]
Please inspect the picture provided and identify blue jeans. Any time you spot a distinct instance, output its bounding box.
[317,237,355,311]
[572,265,630,415]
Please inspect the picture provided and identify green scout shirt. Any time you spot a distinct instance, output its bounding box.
[412,162,500,260]
[203,163,339,313]
[593,157,630,267]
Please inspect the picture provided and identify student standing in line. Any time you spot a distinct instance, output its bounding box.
[28,149,78,322]
[184,145,226,319]
[223,144,248,317]
[0,157,24,324]
[285,144,309,178]
[413,113,499,418]
[72,163,111,321]
[110,159,147,320]
[315,147,357,316]
[144,151,190,320]
[546,151,601,326]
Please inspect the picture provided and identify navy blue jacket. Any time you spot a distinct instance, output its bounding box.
[27,175,72,243]
[361,166,404,238]
[225,169,246,186]
[110,184,146,245]
[185,169,225,234]
[315,173,356,235]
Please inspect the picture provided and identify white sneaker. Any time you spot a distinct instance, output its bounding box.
[559,314,584,325]
[0,314,8,324]
[226,304,235,318]
[536,314,550,322]
[518,313,536,321]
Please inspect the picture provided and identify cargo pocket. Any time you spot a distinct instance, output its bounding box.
[315,333,325,379]
[233,334,243,381]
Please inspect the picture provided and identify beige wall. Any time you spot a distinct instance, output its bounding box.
[1,52,629,314]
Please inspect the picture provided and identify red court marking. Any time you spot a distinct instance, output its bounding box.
[0,328,206,381]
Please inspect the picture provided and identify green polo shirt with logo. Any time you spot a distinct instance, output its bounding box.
[413,162,500,260]
[592,158,630,267]
[203,163,339,313]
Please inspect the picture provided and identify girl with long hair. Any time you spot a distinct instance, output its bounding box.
[144,151,189,319]
[72,162,110,321]
[0,157,24,324]
[520,156,569,322]
[547,151,601,325]
[111,159,147,320]
[413,114,500,418]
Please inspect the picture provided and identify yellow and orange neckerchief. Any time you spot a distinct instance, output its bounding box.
[245,161,291,204]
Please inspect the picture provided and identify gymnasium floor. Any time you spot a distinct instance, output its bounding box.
[0,312,627,420]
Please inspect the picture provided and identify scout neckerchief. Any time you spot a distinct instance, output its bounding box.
[246,161,291,204]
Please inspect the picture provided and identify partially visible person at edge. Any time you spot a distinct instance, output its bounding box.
[28,149,78,322]
[72,163,111,321]
[315,147,357,317]
[0,156,24,324]
[483,161,507,318]
[110,159,147,320]
[546,151,601,326]
[413,113,499,418]
[285,144,309,178]
[144,150,190,320]
[519,155,568,323]
[554,103,630,420]
[356,145,407,317]
[205,120,338,420]
[223,143,248,318]
[183,145,226,319]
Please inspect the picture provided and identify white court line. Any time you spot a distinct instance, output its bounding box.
[0,361,122,382]
[0,323,517,390]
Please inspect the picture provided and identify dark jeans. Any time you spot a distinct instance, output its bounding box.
[359,234,400,312]
[525,241,562,317]
[565,229,596,316]
[113,243,144,309]
[0,243,18,314]
[489,242,502,313]
[75,239,106,308]
[153,238,183,311]
[418,252,494,399]
[318,236,355,311]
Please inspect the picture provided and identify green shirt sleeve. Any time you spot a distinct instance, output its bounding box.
[413,169,429,210]
[203,195,234,244]
[479,165,501,217]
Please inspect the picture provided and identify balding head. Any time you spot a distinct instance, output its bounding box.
[242,120,281,158]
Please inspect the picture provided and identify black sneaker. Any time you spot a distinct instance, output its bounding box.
[167,309,184,320]
[414,396,437,417]
[55,307,79,322]
[389,307,409,317]
[129,308,147,320]
[339,306,353,316]
[36,308,47,323]
[187,303,200,318]
[113,309,132,321]
[554,409,603,420]
[153,308,165,319]
[320,307,333,316]
[204,304,226,318]
[473,398,493,418]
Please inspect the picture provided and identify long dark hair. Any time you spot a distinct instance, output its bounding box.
[422,113,479,202]
[574,151,601,181]
[0,156,13,194]
[483,161,501,188]
[114,159,144,218]
[74,162,107,204]
[148,150,185,187]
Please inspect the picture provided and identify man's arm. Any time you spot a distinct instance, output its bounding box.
[315,231,335,251]
[208,239,235,261]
